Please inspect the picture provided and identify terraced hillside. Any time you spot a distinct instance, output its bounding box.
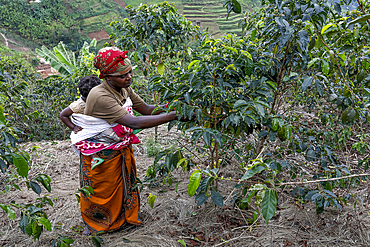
[64,0,248,44]
[182,0,243,36]
[64,0,128,46]
[0,0,257,51]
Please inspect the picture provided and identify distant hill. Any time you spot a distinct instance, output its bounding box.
[0,0,259,51]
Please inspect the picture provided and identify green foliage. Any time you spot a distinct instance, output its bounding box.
[109,0,370,226]
[29,40,99,140]
[0,0,85,48]
[0,53,54,241]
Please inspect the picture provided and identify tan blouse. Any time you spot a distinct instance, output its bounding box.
[69,98,86,114]
[84,80,145,124]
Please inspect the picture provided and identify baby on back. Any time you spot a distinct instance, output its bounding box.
[60,75,140,169]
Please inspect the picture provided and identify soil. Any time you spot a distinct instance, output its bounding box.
[113,0,127,9]
[0,126,370,247]
[87,30,110,42]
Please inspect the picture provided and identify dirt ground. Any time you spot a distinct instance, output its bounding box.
[87,30,110,42]
[1,126,370,247]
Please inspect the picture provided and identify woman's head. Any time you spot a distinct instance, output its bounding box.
[93,47,132,79]
[78,75,102,100]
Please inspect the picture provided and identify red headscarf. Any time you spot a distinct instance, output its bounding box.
[93,47,132,79]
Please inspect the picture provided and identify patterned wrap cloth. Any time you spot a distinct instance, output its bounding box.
[93,47,132,79]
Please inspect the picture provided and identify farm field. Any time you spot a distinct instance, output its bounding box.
[1,126,369,246]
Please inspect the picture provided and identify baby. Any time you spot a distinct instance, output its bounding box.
[60,75,101,133]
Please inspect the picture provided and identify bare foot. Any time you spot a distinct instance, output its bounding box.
[83,227,91,236]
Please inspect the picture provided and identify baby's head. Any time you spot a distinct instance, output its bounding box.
[78,75,102,101]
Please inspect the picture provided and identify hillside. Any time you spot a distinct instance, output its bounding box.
[0,0,259,51]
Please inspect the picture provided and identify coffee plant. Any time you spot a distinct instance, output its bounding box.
[0,53,53,240]
[113,0,370,224]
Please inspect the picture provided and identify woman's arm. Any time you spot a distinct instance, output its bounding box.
[116,111,177,129]
[133,103,167,116]
[60,107,83,133]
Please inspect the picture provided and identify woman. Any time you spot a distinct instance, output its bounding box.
[77,47,179,235]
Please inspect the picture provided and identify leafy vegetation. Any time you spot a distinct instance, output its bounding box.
[112,0,370,225]
[0,45,53,241]
[0,0,85,48]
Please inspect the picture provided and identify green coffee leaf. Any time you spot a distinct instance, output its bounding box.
[37,217,52,231]
[91,236,104,247]
[302,77,313,91]
[122,238,131,243]
[188,170,202,197]
[347,14,370,26]
[272,118,279,131]
[232,0,241,13]
[148,193,156,208]
[241,166,266,181]
[11,153,29,178]
[261,189,277,224]
[29,181,42,195]
[177,239,186,247]
[0,204,15,220]
[157,62,165,76]
[0,105,5,125]
[341,107,358,124]
[20,215,29,233]
[211,190,223,207]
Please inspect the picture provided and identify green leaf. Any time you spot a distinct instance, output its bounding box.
[32,221,42,240]
[258,130,268,138]
[341,107,358,124]
[25,221,33,236]
[322,60,329,75]
[188,170,202,197]
[195,192,209,207]
[122,238,131,243]
[0,204,15,220]
[184,92,191,104]
[37,217,52,231]
[232,0,241,13]
[157,62,165,76]
[35,174,51,192]
[20,215,29,233]
[315,80,324,96]
[272,118,279,131]
[234,100,247,108]
[148,193,156,208]
[188,60,199,69]
[177,239,187,247]
[308,58,320,68]
[211,190,223,207]
[301,77,313,91]
[268,131,276,142]
[11,153,29,178]
[29,181,42,195]
[0,158,7,173]
[357,70,365,84]
[241,166,266,181]
[261,189,277,224]
[306,149,316,161]
[0,105,6,125]
[175,181,180,193]
[91,236,104,247]
[321,23,337,34]
[347,14,370,26]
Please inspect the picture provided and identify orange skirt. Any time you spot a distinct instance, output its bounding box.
[79,146,141,233]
